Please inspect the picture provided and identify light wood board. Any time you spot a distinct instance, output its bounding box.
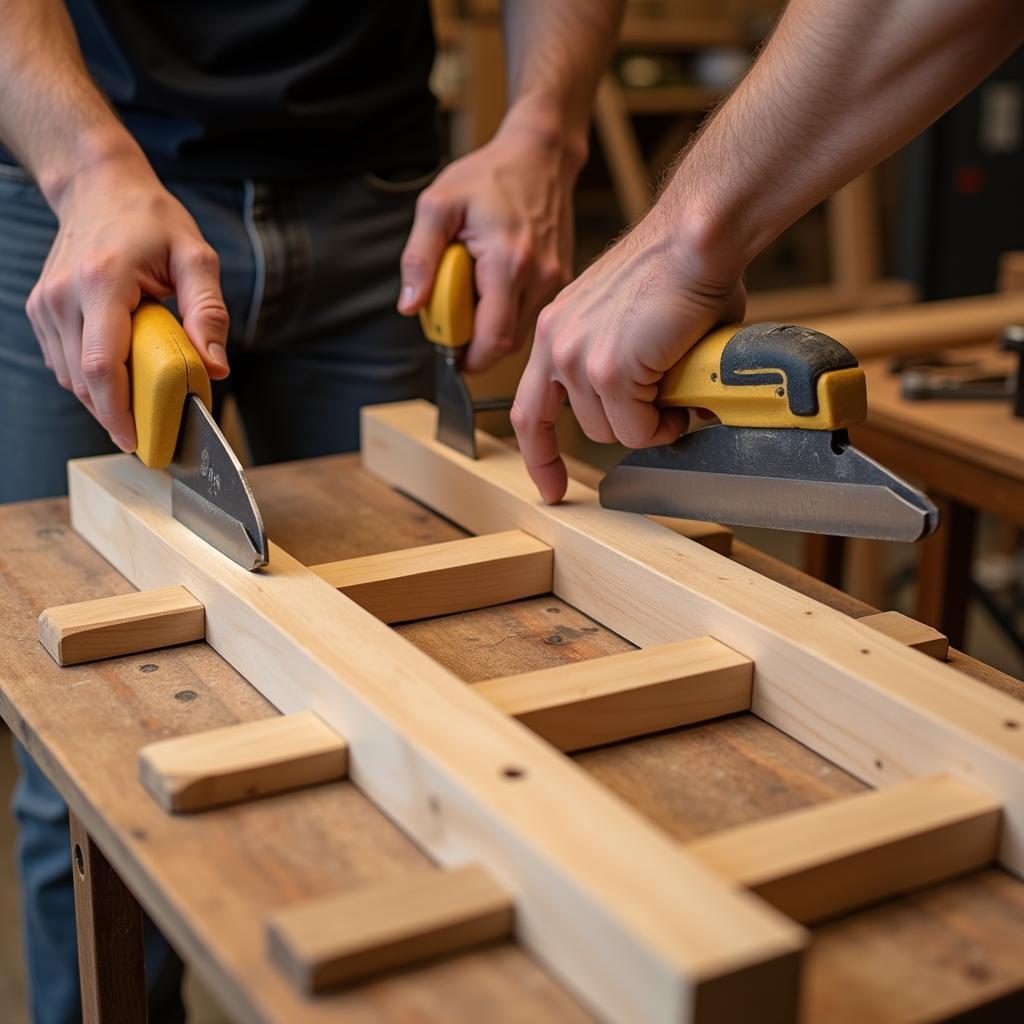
[68,452,804,1024]
[361,401,1024,874]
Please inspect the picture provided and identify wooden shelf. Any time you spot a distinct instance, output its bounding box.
[621,84,724,114]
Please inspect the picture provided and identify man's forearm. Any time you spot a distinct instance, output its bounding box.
[662,0,1024,281]
[0,0,151,210]
[500,0,623,165]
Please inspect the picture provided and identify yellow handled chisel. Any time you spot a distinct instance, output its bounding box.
[129,301,268,569]
[599,322,938,542]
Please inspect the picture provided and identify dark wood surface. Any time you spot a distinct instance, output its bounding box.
[2,452,1024,1023]
[69,811,148,1023]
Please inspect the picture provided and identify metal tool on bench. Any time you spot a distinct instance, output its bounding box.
[600,322,940,542]
[129,301,269,570]
[419,243,513,459]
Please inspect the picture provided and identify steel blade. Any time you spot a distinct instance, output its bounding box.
[435,349,478,458]
[599,426,939,542]
[170,396,269,570]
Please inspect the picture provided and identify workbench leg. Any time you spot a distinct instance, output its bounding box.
[914,495,976,650]
[69,812,149,1024]
[802,534,845,588]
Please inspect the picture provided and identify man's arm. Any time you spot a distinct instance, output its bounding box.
[397,0,622,372]
[512,0,1024,502]
[0,0,229,451]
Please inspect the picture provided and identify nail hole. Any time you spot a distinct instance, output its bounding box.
[710,372,718,382]
[174,690,198,703]
[804,610,813,616]
[776,387,785,398]
[139,663,159,673]
[544,635,563,646]
[860,648,871,655]
[874,759,884,770]
[501,766,527,780]
[428,795,441,815]
[74,843,84,878]
[1005,719,1020,730]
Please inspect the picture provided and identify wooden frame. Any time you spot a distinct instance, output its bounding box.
[58,398,1024,1023]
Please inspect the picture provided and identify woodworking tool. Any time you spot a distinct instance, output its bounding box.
[129,301,268,570]
[600,322,939,541]
[419,243,512,458]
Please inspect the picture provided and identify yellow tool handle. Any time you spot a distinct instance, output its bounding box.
[419,242,475,349]
[658,322,867,430]
[128,301,213,469]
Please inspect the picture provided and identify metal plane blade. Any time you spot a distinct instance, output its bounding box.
[599,426,938,542]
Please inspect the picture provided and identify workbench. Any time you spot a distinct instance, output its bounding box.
[809,345,1024,651]
[3,452,1024,1023]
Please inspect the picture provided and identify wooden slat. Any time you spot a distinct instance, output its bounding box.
[361,401,1024,875]
[139,712,349,812]
[859,611,949,660]
[267,865,514,992]
[311,530,552,623]
[38,585,204,666]
[474,638,751,752]
[687,775,1001,924]
[68,452,805,1024]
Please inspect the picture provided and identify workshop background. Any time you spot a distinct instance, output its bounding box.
[1,0,1022,1018]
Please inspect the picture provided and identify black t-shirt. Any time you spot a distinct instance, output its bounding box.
[59,0,440,181]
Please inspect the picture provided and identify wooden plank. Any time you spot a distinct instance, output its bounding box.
[139,711,349,812]
[687,775,1000,923]
[38,585,204,666]
[311,531,552,623]
[69,812,148,1024]
[68,453,805,1024]
[859,611,949,661]
[267,865,514,992]
[361,401,1024,874]
[474,638,752,752]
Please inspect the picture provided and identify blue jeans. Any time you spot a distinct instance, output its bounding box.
[1,160,434,1022]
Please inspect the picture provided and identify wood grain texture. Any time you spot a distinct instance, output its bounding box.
[268,865,514,992]
[361,401,1024,874]
[38,585,204,666]
[687,775,1001,924]
[859,611,949,660]
[474,638,752,752]
[5,458,1024,1023]
[139,711,349,812]
[70,812,148,1024]
[807,292,1024,358]
[67,453,804,1024]
[311,530,552,623]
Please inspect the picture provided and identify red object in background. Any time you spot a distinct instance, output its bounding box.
[953,165,986,196]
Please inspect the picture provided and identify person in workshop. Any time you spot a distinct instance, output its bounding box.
[511,0,1024,504]
[0,1,621,1021]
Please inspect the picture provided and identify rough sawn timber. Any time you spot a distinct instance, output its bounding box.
[361,401,1024,874]
[67,452,804,1024]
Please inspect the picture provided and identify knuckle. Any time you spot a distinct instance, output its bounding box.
[400,249,430,276]
[72,381,91,402]
[41,275,71,312]
[56,373,73,391]
[414,190,443,220]
[534,305,558,342]
[507,241,534,280]
[80,351,114,386]
[538,258,566,293]
[187,244,219,275]
[509,401,531,434]
[586,353,618,392]
[79,252,118,290]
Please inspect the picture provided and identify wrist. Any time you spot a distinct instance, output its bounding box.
[497,96,589,178]
[40,128,156,216]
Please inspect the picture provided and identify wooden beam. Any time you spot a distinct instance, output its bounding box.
[311,530,552,623]
[68,453,804,1024]
[474,638,752,752]
[859,611,949,661]
[267,865,513,992]
[139,712,349,812]
[687,775,1000,923]
[360,401,1024,875]
[38,585,204,666]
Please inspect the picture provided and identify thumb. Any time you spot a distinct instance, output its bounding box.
[398,190,461,315]
[171,241,231,380]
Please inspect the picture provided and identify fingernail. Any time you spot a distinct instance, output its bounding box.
[112,433,134,453]
[399,285,416,309]
[208,342,229,370]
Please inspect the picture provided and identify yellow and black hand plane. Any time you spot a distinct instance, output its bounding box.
[599,322,939,542]
[129,301,268,569]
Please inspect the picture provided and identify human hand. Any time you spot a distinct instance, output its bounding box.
[27,154,229,452]
[511,205,746,503]
[397,109,584,373]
